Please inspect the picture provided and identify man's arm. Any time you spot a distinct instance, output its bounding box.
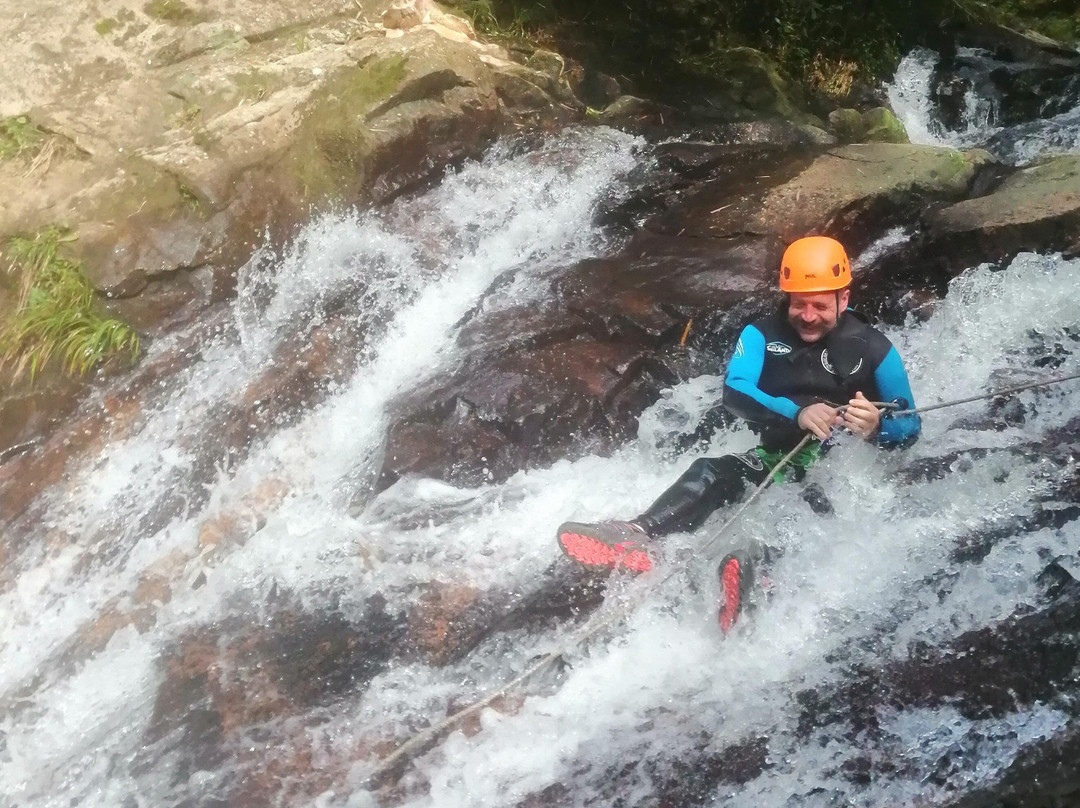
[873,346,921,446]
[723,325,801,425]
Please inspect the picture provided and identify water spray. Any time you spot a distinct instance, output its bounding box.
[363,368,1080,785]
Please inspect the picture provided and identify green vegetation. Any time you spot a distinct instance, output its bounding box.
[1,228,140,381]
[292,56,408,202]
[455,0,557,38]
[94,17,119,36]
[451,0,1076,96]
[177,183,206,216]
[979,0,1080,42]
[143,0,202,24]
[0,116,45,160]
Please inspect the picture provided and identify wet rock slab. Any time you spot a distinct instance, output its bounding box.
[927,153,1080,268]
[377,230,774,489]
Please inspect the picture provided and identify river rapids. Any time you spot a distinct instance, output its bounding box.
[1,50,1079,808]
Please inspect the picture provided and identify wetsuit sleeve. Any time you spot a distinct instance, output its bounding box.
[874,346,921,446]
[723,325,800,425]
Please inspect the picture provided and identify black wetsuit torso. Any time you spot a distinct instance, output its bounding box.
[635,306,920,537]
[724,307,914,451]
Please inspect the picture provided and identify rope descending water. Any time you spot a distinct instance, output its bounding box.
[881,370,1080,417]
[364,369,1080,784]
[364,434,814,785]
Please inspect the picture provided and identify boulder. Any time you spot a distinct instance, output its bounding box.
[861,106,909,143]
[827,107,908,143]
[0,2,584,449]
[926,153,1080,269]
[731,143,992,248]
[376,230,772,488]
[828,108,864,142]
[145,599,409,778]
[595,95,671,130]
[378,337,664,488]
[702,47,812,123]
[383,0,425,31]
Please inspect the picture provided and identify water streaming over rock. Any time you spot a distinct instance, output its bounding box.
[887,46,1080,163]
[1,108,1079,808]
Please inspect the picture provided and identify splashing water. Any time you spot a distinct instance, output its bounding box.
[0,127,643,806]
[1,123,1079,808]
[886,46,1080,164]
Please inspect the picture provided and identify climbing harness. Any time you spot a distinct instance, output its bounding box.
[363,368,1080,784]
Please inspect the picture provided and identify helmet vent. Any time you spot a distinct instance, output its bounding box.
[783,267,791,279]
[832,263,841,276]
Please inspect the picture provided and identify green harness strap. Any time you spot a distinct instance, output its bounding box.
[754,442,822,482]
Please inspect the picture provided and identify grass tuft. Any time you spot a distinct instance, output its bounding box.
[1,227,140,382]
[0,116,45,161]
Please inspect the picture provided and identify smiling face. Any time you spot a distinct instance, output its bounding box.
[787,288,850,343]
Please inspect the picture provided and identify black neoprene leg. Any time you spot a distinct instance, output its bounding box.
[635,453,769,537]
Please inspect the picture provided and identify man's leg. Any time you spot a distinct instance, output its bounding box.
[557,451,768,571]
[634,451,770,538]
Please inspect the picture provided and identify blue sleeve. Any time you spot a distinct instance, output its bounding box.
[723,325,801,424]
[874,346,921,446]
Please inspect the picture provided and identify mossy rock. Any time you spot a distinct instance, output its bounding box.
[862,106,909,144]
[288,55,409,206]
[714,47,808,121]
[828,108,864,142]
[828,106,908,143]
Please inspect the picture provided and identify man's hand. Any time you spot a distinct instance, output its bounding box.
[843,391,881,439]
[798,402,842,440]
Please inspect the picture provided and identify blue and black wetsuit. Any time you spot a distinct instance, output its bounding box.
[635,307,920,537]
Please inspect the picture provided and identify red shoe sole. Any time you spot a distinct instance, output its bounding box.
[718,558,742,634]
[559,531,653,573]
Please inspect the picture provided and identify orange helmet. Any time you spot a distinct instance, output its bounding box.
[779,236,851,293]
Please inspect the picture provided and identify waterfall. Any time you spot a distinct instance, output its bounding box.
[1,119,1078,806]
[887,46,1080,164]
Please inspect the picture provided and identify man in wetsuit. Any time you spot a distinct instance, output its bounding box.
[556,236,921,631]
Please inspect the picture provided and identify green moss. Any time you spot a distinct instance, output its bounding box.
[95,17,119,36]
[290,56,408,204]
[177,183,207,217]
[171,101,202,128]
[0,227,140,382]
[191,128,217,152]
[0,116,45,161]
[143,0,202,24]
[862,107,909,143]
[233,69,278,103]
[977,0,1080,42]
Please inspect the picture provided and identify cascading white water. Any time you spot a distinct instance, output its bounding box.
[887,46,1080,164]
[359,251,1080,808]
[0,127,643,807]
[1,121,1079,808]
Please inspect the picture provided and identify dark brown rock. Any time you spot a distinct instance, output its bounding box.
[143,598,409,785]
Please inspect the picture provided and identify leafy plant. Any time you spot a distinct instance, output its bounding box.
[0,116,45,160]
[1,227,140,381]
[455,0,557,38]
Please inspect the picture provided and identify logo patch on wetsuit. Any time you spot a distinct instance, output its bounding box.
[734,338,745,359]
[735,450,764,471]
[821,349,863,376]
[766,341,792,355]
